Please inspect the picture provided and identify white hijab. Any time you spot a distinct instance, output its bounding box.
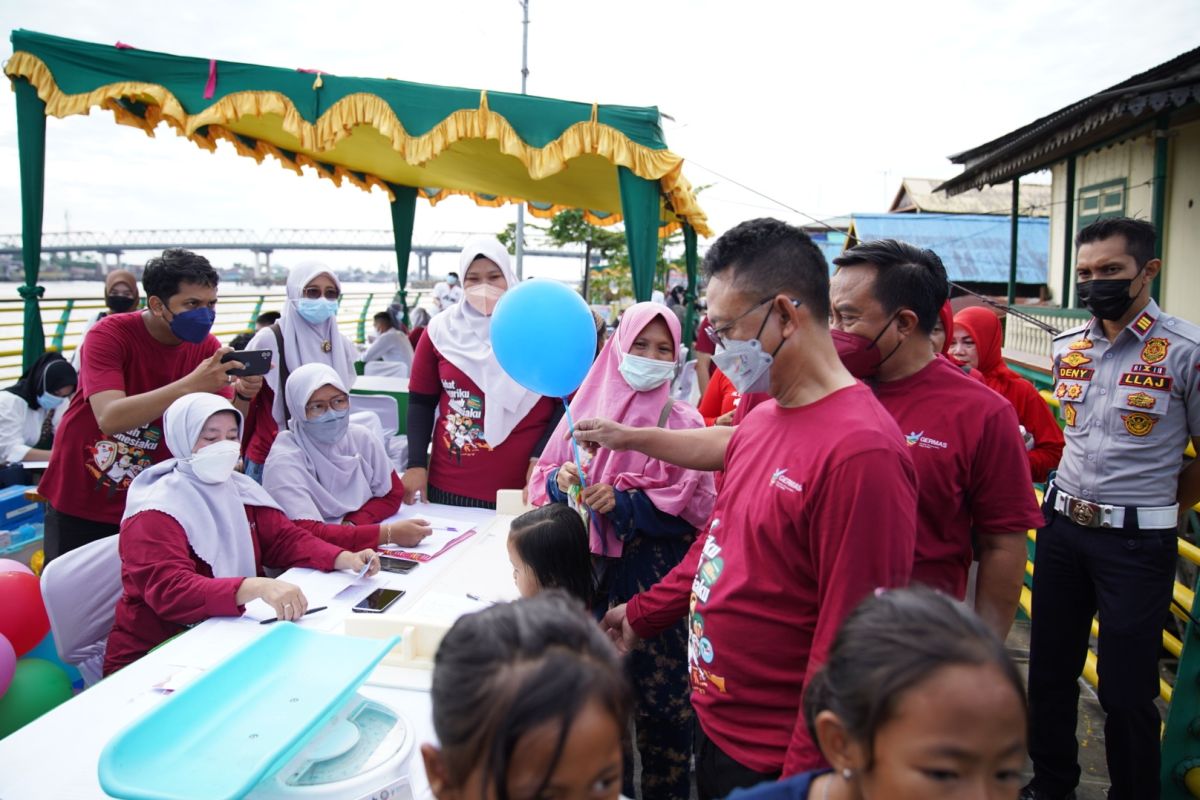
[426,237,541,446]
[248,262,358,425]
[122,394,283,578]
[262,363,395,523]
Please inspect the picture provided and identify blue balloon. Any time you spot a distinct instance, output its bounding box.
[492,280,596,398]
[26,630,82,687]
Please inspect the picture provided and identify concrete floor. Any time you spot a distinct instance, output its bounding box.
[1007,619,1112,799]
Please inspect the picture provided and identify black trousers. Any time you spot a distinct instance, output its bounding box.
[1027,509,1177,800]
[694,724,780,800]
[44,505,120,563]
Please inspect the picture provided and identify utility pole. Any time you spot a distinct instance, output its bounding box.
[514,0,529,279]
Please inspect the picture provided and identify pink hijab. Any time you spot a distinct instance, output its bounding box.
[529,303,716,557]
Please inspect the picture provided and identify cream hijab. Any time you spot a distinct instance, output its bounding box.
[248,262,358,425]
[123,394,282,578]
[262,363,395,523]
[425,237,540,446]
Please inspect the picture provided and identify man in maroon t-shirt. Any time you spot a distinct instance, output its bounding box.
[39,249,258,561]
[574,219,917,798]
[828,240,1042,637]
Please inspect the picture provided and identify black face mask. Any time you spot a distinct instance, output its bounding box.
[1076,266,1145,321]
[105,295,137,314]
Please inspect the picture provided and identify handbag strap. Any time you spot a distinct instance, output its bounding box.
[657,398,675,428]
[270,323,291,424]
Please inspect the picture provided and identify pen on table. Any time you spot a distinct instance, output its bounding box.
[261,606,327,625]
[466,593,495,605]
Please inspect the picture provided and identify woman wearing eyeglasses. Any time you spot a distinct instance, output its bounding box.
[262,363,432,549]
[242,264,358,482]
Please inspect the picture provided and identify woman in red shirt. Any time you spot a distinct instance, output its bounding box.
[951,306,1064,483]
[263,362,430,548]
[697,367,740,426]
[404,237,558,509]
[104,393,379,675]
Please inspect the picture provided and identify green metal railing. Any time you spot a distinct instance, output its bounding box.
[0,290,424,382]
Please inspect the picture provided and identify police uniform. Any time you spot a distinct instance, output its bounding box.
[1027,299,1200,800]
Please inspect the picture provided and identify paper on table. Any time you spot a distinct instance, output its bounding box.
[240,568,370,622]
[404,591,491,626]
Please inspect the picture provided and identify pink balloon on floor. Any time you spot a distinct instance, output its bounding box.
[0,559,34,577]
[0,633,15,697]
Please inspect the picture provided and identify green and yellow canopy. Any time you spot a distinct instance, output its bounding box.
[5,30,710,368]
[5,30,709,234]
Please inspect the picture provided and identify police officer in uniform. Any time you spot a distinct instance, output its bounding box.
[1023,218,1200,800]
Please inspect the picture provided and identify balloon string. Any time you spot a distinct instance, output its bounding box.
[561,398,588,490]
[562,396,606,554]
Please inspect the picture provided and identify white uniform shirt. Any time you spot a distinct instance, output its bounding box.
[361,329,415,378]
[0,391,50,463]
[432,282,462,313]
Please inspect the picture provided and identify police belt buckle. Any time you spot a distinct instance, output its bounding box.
[1066,497,1107,528]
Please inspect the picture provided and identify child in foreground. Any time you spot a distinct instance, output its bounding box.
[506,503,594,607]
[730,587,1028,800]
[421,591,629,800]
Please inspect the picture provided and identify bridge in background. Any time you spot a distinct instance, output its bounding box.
[0,229,589,280]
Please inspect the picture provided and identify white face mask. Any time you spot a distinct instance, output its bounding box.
[618,353,677,392]
[187,439,241,484]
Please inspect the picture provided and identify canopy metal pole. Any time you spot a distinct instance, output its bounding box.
[1007,176,1020,308]
[514,0,530,279]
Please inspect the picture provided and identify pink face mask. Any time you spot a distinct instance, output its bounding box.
[465,284,506,316]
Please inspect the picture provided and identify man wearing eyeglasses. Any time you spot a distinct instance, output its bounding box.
[575,218,918,797]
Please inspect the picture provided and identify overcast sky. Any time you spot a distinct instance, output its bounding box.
[0,0,1197,279]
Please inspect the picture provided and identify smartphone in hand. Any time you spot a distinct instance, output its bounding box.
[222,349,272,377]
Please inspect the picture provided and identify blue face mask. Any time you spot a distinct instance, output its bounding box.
[302,408,349,444]
[37,391,66,410]
[297,298,339,325]
[165,305,216,343]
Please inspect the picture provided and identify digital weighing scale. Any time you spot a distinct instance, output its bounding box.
[99,625,419,800]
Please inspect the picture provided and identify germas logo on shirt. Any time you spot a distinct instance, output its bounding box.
[769,468,804,493]
[905,431,949,450]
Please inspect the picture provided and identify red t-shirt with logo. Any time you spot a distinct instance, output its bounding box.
[409,336,555,503]
[870,357,1043,597]
[626,384,917,775]
[38,312,229,524]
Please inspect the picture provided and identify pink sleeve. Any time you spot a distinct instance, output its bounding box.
[970,404,1046,535]
[784,449,917,775]
[626,533,706,638]
[255,507,348,569]
[120,510,245,622]
[344,472,403,525]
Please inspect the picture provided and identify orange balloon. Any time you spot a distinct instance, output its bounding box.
[0,573,50,657]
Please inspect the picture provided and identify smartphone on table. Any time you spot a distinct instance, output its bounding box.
[221,349,272,377]
[379,554,419,574]
[351,587,406,614]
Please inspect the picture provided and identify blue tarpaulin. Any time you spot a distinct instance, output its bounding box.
[846,213,1049,284]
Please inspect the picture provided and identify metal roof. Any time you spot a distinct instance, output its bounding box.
[938,47,1200,195]
[845,213,1049,284]
[889,178,1051,216]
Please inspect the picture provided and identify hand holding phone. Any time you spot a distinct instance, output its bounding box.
[222,349,272,377]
